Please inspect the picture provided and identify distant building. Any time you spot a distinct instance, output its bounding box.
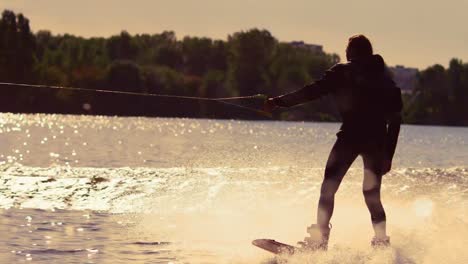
[290,41,324,54]
[389,65,418,94]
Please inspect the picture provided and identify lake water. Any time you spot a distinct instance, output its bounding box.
[0,113,467,263]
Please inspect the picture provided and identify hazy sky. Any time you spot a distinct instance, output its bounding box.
[3,0,468,69]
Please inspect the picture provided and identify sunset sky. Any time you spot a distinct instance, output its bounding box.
[3,0,467,69]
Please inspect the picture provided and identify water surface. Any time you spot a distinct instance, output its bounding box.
[0,113,467,263]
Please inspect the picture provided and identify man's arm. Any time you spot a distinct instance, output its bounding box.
[385,112,402,161]
[382,87,403,174]
[269,64,345,108]
[271,83,325,107]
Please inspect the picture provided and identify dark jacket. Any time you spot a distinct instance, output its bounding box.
[273,54,402,160]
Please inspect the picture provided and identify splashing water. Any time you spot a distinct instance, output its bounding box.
[0,113,467,263]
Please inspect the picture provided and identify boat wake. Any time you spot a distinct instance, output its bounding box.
[1,164,467,263]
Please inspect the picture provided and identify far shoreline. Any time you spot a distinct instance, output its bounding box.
[2,112,468,129]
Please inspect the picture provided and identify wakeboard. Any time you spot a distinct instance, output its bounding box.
[252,239,298,255]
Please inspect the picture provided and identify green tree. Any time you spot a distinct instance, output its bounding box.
[0,10,36,82]
[152,31,182,69]
[227,29,277,96]
[201,70,227,97]
[107,31,138,61]
[410,64,447,124]
[141,65,183,95]
[209,40,228,71]
[106,60,142,92]
[181,36,213,76]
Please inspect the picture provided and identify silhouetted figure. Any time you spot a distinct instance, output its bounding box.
[265,35,402,250]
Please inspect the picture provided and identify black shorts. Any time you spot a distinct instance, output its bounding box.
[324,136,385,182]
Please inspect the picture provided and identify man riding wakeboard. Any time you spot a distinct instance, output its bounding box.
[264,34,402,250]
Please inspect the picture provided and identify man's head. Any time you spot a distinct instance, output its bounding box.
[346,34,373,61]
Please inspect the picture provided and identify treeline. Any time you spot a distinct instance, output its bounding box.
[0,10,467,125]
[405,60,468,125]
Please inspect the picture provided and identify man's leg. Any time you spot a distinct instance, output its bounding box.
[317,138,358,229]
[301,138,358,250]
[362,168,386,236]
[299,138,358,250]
[362,150,389,247]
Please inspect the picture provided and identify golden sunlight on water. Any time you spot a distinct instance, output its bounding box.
[0,114,467,263]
